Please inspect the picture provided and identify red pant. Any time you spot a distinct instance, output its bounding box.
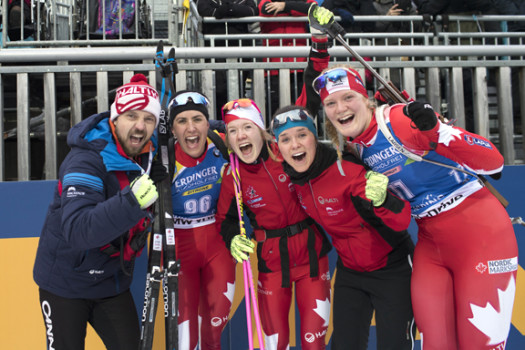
[258,256,331,350]
[176,224,236,350]
[412,188,518,350]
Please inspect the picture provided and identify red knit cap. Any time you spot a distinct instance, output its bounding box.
[315,67,368,102]
[110,74,161,126]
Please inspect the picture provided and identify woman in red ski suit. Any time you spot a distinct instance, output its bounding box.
[273,105,416,350]
[215,98,332,350]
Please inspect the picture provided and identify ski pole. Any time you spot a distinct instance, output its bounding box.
[230,153,265,350]
[308,4,407,103]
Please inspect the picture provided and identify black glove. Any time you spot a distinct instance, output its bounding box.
[149,158,169,183]
[214,3,230,19]
[403,101,438,131]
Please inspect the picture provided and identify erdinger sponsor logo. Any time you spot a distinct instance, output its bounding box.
[42,301,55,350]
[317,196,338,205]
[304,329,327,343]
[363,145,400,167]
[488,257,518,274]
[464,134,492,149]
[211,316,228,327]
[175,166,218,188]
[66,186,85,197]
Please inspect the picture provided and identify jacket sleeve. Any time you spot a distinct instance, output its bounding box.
[295,35,330,116]
[197,0,219,17]
[342,153,412,233]
[230,0,258,17]
[390,104,504,175]
[59,151,148,250]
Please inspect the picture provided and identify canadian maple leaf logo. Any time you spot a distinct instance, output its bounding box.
[476,262,488,274]
[313,298,331,327]
[468,275,515,346]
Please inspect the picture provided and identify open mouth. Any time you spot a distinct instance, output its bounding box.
[130,135,144,145]
[186,135,200,146]
[239,142,253,155]
[338,114,354,125]
[292,152,306,162]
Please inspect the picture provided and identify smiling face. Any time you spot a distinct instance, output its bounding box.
[323,89,373,139]
[171,110,209,158]
[226,119,264,164]
[113,110,157,157]
[277,126,317,173]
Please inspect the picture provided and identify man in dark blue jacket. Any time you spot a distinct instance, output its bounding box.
[33,74,162,350]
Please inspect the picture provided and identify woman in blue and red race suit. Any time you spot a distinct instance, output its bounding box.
[216,99,332,350]
[33,74,163,350]
[316,65,518,349]
[167,91,236,350]
[273,106,416,350]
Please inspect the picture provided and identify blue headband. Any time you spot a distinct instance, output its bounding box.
[272,108,318,141]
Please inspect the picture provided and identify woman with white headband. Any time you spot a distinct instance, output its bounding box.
[273,105,416,350]
[216,98,332,350]
[315,66,518,350]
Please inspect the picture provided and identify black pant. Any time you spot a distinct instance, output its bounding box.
[39,288,140,350]
[331,247,416,350]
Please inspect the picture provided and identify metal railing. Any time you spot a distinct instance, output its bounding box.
[1,44,524,181]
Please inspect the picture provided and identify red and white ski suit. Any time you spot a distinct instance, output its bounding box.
[353,104,519,350]
[216,146,332,350]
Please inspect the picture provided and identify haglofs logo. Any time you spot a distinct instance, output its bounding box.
[211,316,228,327]
[305,333,315,343]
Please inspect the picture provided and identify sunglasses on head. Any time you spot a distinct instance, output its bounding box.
[221,98,260,119]
[312,68,363,95]
[271,108,313,134]
[169,92,209,109]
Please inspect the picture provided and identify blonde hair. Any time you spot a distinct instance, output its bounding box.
[225,127,278,161]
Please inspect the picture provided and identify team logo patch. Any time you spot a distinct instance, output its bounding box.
[487,257,518,274]
[464,134,492,149]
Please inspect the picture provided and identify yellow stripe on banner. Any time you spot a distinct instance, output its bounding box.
[512,265,525,334]
[0,237,105,349]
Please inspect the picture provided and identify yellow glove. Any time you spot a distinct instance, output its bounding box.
[130,174,158,209]
[308,5,335,34]
[230,235,255,263]
[365,171,389,207]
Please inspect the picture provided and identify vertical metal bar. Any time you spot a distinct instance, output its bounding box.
[70,72,83,126]
[123,70,134,84]
[44,72,57,179]
[520,67,525,163]
[17,73,30,181]
[496,66,515,164]
[426,67,441,114]
[201,70,215,119]
[176,70,187,91]
[253,69,266,120]
[450,67,466,129]
[473,67,490,138]
[227,58,239,102]
[278,69,291,109]
[0,73,4,181]
[96,71,109,113]
[402,67,416,101]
